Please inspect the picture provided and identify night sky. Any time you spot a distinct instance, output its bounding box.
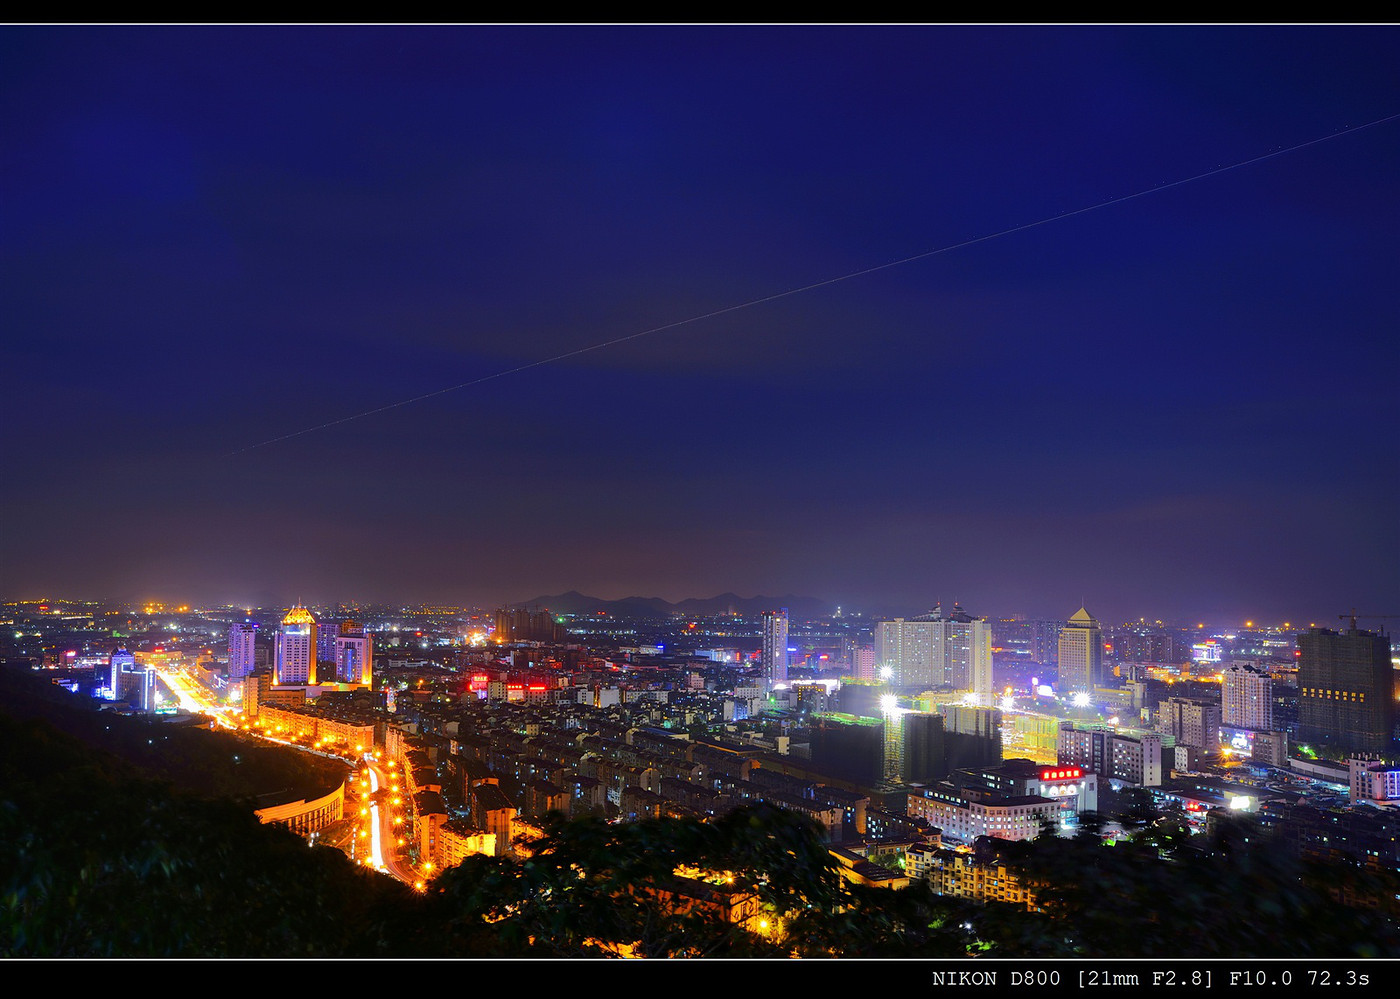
[3,26,1397,623]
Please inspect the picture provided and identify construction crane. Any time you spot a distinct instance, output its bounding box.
[1338,611,1400,632]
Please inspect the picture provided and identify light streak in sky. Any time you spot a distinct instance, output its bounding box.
[232,112,1400,455]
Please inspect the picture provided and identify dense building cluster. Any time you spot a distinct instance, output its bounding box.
[4,596,1398,933]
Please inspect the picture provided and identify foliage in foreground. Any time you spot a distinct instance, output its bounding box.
[421,805,974,957]
[5,691,1399,957]
[1014,812,1400,957]
[0,712,417,957]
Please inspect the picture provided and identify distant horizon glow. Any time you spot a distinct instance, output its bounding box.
[2,26,1395,626]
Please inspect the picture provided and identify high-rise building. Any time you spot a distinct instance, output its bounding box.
[931,603,993,698]
[1028,619,1062,666]
[228,621,258,680]
[108,646,135,696]
[138,666,158,714]
[1113,627,1177,665]
[316,619,340,663]
[876,617,930,686]
[837,677,885,719]
[275,605,318,686]
[1297,626,1394,754]
[1058,607,1103,694]
[875,603,992,696]
[810,712,884,785]
[1222,662,1273,731]
[903,711,949,784]
[882,703,909,784]
[762,609,788,688]
[850,643,876,681]
[493,606,564,644]
[941,703,1004,775]
[1158,696,1222,752]
[335,620,373,686]
[815,705,1004,788]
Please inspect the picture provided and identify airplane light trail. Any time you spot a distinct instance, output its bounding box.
[231,112,1400,456]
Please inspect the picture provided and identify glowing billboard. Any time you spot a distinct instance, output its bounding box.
[1219,725,1255,758]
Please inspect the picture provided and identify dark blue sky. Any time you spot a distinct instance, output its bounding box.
[3,26,1397,623]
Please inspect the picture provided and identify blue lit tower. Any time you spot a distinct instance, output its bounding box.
[335,620,372,686]
[138,666,158,713]
[108,646,135,698]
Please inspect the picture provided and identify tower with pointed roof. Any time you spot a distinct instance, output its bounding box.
[275,605,318,685]
[1058,606,1103,695]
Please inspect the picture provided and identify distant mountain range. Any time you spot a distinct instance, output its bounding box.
[509,591,836,621]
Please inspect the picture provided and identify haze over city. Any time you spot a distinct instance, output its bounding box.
[3,25,1397,623]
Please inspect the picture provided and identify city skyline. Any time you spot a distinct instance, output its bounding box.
[3,26,1397,624]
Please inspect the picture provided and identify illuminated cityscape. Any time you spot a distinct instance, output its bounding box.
[1,24,1398,963]
[4,594,1400,959]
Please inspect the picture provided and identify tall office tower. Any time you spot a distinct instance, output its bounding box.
[228,621,258,680]
[275,605,318,685]
[108,646,135,695]
[762,609,789,688]
[1223,662,1273,730]
[335,619,373,685]
[876,604,992,696]
[1297,626,1394,754]
[1058,607,1104,694]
